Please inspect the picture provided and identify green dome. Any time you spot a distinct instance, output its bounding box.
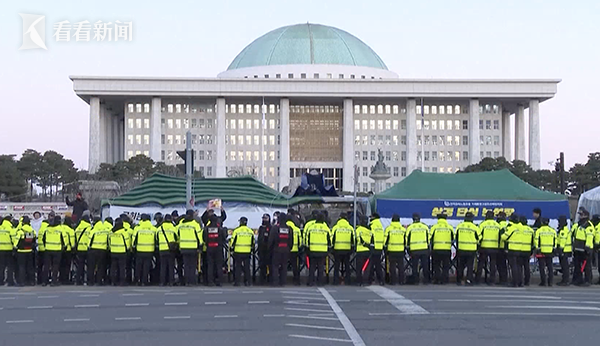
[227,23,388,71]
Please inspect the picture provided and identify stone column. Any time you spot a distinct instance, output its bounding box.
[150,97,162,162]
[98,102,107,164]
[502,110,511,160]
[342,98,354,191]
[469,99,480,164]
[279,98,290,190]
[112,115,120,163]
[529,99,541,170]
[216,97,226,178]
[104,110,113,163]
[515,104,526,161]
[406,99,417,174]
[117,115,124,161]
[89,97,101,173]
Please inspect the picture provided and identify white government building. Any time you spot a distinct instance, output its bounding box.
[72,23,558,193]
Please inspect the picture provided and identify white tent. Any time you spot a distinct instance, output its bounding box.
[576,185,600,220]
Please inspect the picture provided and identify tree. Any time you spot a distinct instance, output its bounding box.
[0,155,27,200]
[127,155,155,181]
[17,149,43,199]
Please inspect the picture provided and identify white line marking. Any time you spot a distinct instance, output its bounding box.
[164,316,191,319]
[214,315,238,318]
[74,304,99,308]
[285,307,333,313]
[263,314,285,317]
[286,314,339,321]
[122,293,144,296]
[248,301,270,304]
[165,292,187,296]
[115,317,141,321]
[367,299,387,302]
[0,297,16,300]
[64,318,89,322]
[319,287,366,346]
[469,294,561,300]
[308,313,336,317]
[283,296,326,301]
[242,291,264,294]
[433,312,600,317]
[37,295,58,299]
[165,302,188,306]
[6,320,33,324]
[286,323,345,331]
[289,334,352,343]
[411,299,434,302]
[368,286,429,315]
[126,303,150,307]
[204,292,223,294]
[205,301,226,305]
[369,312,403,316]
[337,299,351,302]
[67,291,103,294]
[488,305,600,311]
[79,294,99,297]
[27,306,52,309]
[440,299,567,303]
[281,291,322,296]
[284,300,330,307]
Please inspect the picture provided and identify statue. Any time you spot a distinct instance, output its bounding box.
[371,148,388,175]
[370,148,391,194]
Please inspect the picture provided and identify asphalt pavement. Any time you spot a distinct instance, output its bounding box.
[1,284,599,346]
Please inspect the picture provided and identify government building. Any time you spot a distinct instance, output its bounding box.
[71,23,559,193]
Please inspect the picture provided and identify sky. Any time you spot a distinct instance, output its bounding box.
[1,0,598,170]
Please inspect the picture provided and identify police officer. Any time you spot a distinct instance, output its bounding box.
[593,215,600,284]
[572,207,594,286]
[535,218,556,286]
[476,211,501,285]
[268,213,293,286]
[355,217,373,286]
[109,218,129,286]
[60,217,76,284]
[231,217,254,286]
[157,214,178,286]
[133,214,157,286]
[430,213,454,285]
[306,213,330,286]
[556,215,572,286]
[406,213,430,285]
[455,212,479,286]
[36,212,54,285]
[496,212,509,285]
[369,213,385,286]
[331,213,354,285]
[121,213,135,284]
[257,214,271,285]
[384,214,407,285]
[13,216,36,286]
[177,210,202,286]
[286,214,302,286]
[501,214,523,287]
[0,216,16,286]
[519,215,535,286]
[42,216,67,286]
[74,214,92,286]
[204,215,227,286]
[87,216,110,286]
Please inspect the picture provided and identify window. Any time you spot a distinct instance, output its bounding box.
[432,136,438,145]
[432,151,438,161]
[161,150,165,161]
[191,118,197,128]
[455,151,460,161]
[462,136,468,146]
[370,105,375,114]
[424,151,430,161]
[135,134,141,145]
[128,118,134,129]
[401,151,407,161]
[128,104,134,113]
[238,135,244,145]
[300,73,307,79]
[401,167,407,177]
[393,151,398,161]
[355,120,360,130]
[363,151,368,160]
[401,120,406,130]
[269,135,275,146]
[439,136,445,146]
[385,151,391,161]
[230,119,236,129]
[370,135,376,146]
[269,167,275,177]
[198,119,205,128]
[239,119,244,130]
[447,151,453,161]
[493,136,500,146]
[439,151,445,161]
[485,120,491,130]
[246,151,252,161]
[463,151,469,161]
[127,150,133,159]
[167,119,173,129]
[269,151,275,161]
[480,136,484,145]
[269,119,275,129]
[363,183,368,192]
[385,135,391,145]
[385,120,391,130]
[440,167,445,173]
[253,135,259,146]
[136,103,142,113]
[493,120,499,130]
[230,151,236,161]
[431,120,437,130]
[462,120,468,130]
[431,105,437,115]
[416,120,422,130]
[447,120,452,130]
[446,135,452,146]
[198,150,204,160]
[168,104,173,113]
[136,119,142,129]
[479,120,483,130]
[127,135,133,145]
[231,135,237,145]
[486,136,492,145]
[454,136,460,146]
[167,135,173,145]
[439,105,445,115]
[174,119,181,129]
[393,120,399,130]
[175,135,181,145]
[207,167,212,176]
[455,105,461,114]
[455,120,460,130]
[253,151,259,161]
[393,135,399,145]
[143,135,149,145]
[362,136,368,145]
[424,136,430,145]
[417,135,422,145]
[424,167,430,172]
[370,151,376,161]
[494,151,500,158]
[198,134,205,145]
[198,167,204,176]
[369,120,375,130]
[439,120,445,130]
[247,135,252,146]
[393,167,399,177]
[167,150,173,161]
[363,167,368,177]
[424,120,430,130]
[207,135,213,144]
[447,105,453,114]
[481,151,484,158]
[486,151,492,158]
[432,167,438,173]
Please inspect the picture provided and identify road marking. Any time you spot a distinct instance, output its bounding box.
[283,296,326,301]
[164,316,191,319]
[411,299,434,302]
[242,291,264,294]
[248,301,270,304]
[126,303,150,307]
[286,323,345,331]
[204,292,223,294]
[368,286,429,315]
[440,299,565,303]
[37,295,59,299]
[27,306,52,309]
[289,334,352,343]
[284,300,330,307]
[433,312,600,317]
[263,314,285,317]
[319,287,366,346]
[488,305,600,311]
[369,312,403,316]
[287,315,339,321]
[367,299,387,302]
[6,320,33,324]
[165,292,187,296]
[75,304,99,308]
[122,293,144,296]
[67,291,104,294]
[469,294,561,300]
[64,318,89,322]
[336,299,351,302]
[285,307,333,313]
[79,294,99,297]
[165,302,188,306]
[0,297,16,300]
[281,291,322,296]
[308,313,335,317]
[214,315,238,318]
[115,317,141,321]
[205,301,226,305]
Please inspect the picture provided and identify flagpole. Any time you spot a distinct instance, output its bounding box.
[420,97,425,172]
[261,97,266,184]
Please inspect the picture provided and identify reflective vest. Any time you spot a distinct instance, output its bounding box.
[134,221,156,253]
[558,226,573,253]
[573,221,594,252]
[501,222,523,252]
[307,222,329,253]
[356,226,373,253]
[303,220,316,247]
[38,221,50,251]
[370,219,385,251]
[406,222,429,252]
[534,226,556,255]
[384,221,406,253]
[14,224,36,253]
[44,225,65,251]
[124,222,134,249]
[88,222,109,251]
[158,223,178,252]
[332,219,354,251]
[110,229,129,254]
[62,225,75,251]
[0,220,15,251]
[430,219,454,251]
[178,220,202,250]
[520,224,535,252]
[498,220,508,249]
[479,219,501,250]
[231,226,254,254]
[456,222,479,252]
[287,221,301,252]
[75,220,92,251]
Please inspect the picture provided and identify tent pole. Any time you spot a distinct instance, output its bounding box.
[186,130,193,210]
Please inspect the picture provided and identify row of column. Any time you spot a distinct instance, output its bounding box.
[88,97,124,173]
[502,100,541,170]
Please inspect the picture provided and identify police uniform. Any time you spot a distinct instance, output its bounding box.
[177,216,202,285]
[268,216,293,286]
[0,217,16,286]
[501,217,524,287]
[384,218,407,285]
[406,216,430,284]
[534,222,556,286]
[572,213,594,286]
[369,216,385,285]
[133,219,157,285]
[203,219,228,286]
[331,217,354,285]
[13,221,36,286]
[519,220,535,286]
[257,219,272,285]
[74,218,92,285]
[109,222,130,286]
[557,218,572,285]
[496,218,509,284]
[87,220,110,286]
[42,219,67,286]
[455,216,479,285]
[231,220,254,286]
[475,216,501,285]
[355,223,373,286]
[306,219,330,286]
[287,219,302,285]
[429,216,454,284]
[60,223,75,284]
[157,220,179,286]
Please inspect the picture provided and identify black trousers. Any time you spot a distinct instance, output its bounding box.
[201,251,208,284]
[289,252,301,285]
[308,253,326,286]
[258,249,271,285]
[355,252,370,285]
[110,254,127,286]
[475,250,497,284]
[207,250,223,285]
[388,253,405,285]
[573,251,592,284]
[175,252,184,284]
[42,251,61,285]
[538,255,554,285]
[0,251,15,285]
[181,251,198,285]
[431,251,450,284]
[508,252,522,286]
[559,253,571,284]
[135,252,153,285]
[370,251,385,285]
[126,253,134,284]
[234,253,251,285]
[333,251,351,285]
[159,252,175,285]
[16,252,34,286]
[60,252,73,284]
[520,253,531,285]
[75,252,87,285]
[497,251,508,284]
[271,252,289,286]
[456,252,475,283]
[87,249,107,285]
[36,251,44,284]
[410,252,430,284]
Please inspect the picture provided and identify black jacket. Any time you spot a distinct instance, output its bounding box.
[201,210,227,227]
[257,223,271,252]
[203,225,227,252]
[66,197,89,219]
[268,223,293,253]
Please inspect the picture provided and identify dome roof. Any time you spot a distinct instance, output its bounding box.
[227,23,388,71]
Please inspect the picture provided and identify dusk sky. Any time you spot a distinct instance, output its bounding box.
[1,0,598,170]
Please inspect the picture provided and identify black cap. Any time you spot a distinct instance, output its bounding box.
[141,214,151,221]
[509,213,519,223]
[392,214,400,222]
[412,213,421,222]
[533,208,542,215]
[558,215,567,223]
[437,213,447,219]
[21,216,30,224]
[239,216,248,223]
[185,209,194,217]
[497,211,507,218]
[485,210,494,219]
[578,207,590,217]
[164,214,172,222]
[371,213,380,219]
[465,212,475,221]
[542,218,550,226]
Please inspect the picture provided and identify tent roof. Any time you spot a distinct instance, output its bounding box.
[377,169,566,201]
[102,174,323,207]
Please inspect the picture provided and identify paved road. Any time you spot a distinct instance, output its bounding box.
[1,284,599,346]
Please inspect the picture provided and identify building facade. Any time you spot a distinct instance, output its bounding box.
[72,23,558,192]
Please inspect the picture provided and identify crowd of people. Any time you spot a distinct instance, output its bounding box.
[0,202,597,288]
